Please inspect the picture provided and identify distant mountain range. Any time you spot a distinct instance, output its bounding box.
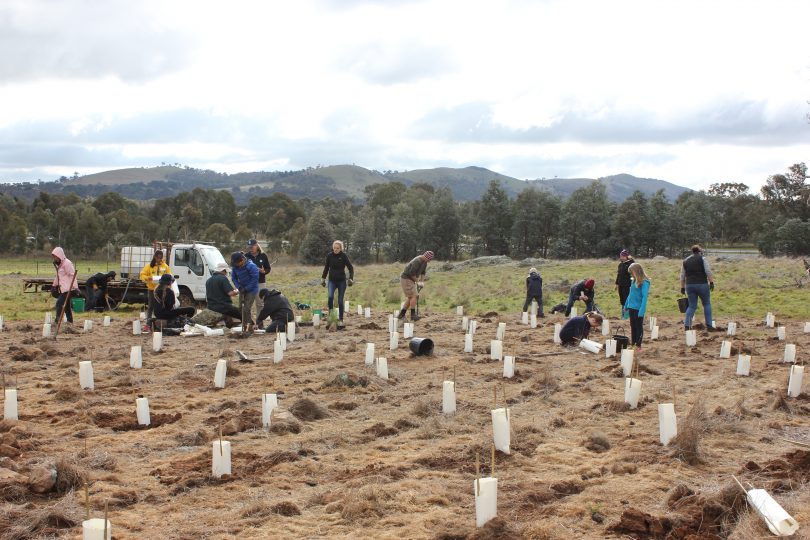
[1,164,691,204]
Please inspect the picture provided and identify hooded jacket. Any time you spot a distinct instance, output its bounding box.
[615,258,634,287]
[525,272,543,296]
[231,259,260,294]
[257,289,294,324]
[140,258,171,291]
[51,247,77,293]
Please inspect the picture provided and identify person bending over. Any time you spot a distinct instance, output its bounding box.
[398,251,433,321]
[153,274,195,323]
[559,311,603,346]
[257,289,295,333]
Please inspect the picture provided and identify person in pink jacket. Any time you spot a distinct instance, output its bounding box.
[51,246,78,323]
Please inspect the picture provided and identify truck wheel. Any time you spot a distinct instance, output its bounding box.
[178,290,195,308]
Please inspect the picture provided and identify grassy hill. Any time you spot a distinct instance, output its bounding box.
[67,165,183,185]
[532,173,690,202]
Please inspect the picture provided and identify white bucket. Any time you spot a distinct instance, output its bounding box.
[787,365,804,397]
[132,320,141,336]
[496,322,506,341]
[491,407,510,454]
[130,346,142,369]
[262,393,278,427]
[579,339,603,354]
[624,377,641,409]
[442,381,456,414]
[365,343,375,365]
[152,331,162,353]
[273,340,283,363]
[521,312,528,325]
[719,340,731,358]
[214,359,227,388]
[777,326,786,340]
[605,339,617,358]
[620,348,634,377]
[79,361,94,390]
[746,488,799,536]
[727,321,737,336]
[376,357,388,380]
[82,518,112,540]
[490,340,503,360]
[3,388,18,421]
[136,397,150,426]
[212,440,232,478]
[462,316,469,331]
[685,330,697,347]
[42,323,51,338]
[783,344,796,363]
[570,307,577,318]
[651,325,659,340]
[456,306,464,316]
[102,315,110,327]
[83,320,93,333]
[736,354,751,376]
[657,403,677,445]
[464,334,473,353]
[474,477,498,528]
[602,318,610,336]
[364,307,371,319]
[553,323,561,344]
[503,356,515,378]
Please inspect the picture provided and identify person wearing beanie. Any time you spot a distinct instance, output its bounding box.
[153,274,195,322]
[139,249,171,320]
[522,267,544,316]
[551,278,596,317]
[230,251,260,332]
[398,251,434,321]
[615,250,635,308]
[680,244,716,330]
[85,270,117,311]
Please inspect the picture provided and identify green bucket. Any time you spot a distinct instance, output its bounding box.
[71,297,85,313]
[312,309,323,316]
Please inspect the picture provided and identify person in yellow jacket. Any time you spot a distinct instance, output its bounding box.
[139,249,172,320]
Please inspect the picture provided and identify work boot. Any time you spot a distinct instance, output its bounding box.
[411,314,421,322]
[397,309,407,320]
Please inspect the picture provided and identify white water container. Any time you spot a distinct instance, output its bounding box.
[521,312,528,325]
[462,316,469,331]
[389,332,399,350]
[79,361,94,390]
[364,307,371,319]
[376,357,388,380]
[777,326,786,340]
[648,316,656,331]
[152,331,162,353]
[262,393,278,427]
[624,378,642,409]
[530,312,537,328]
[657,403,677,445]
[685,330,697,347]
[553,323,561,344]
[727,321,737,336]
[605,339,617,358]
[312,313,320,328]
[44,312,52,325]
[456,306,464,316]
[503,356,515,378]
[279,332,287,351]
[474,477,498,528]
[765,312,775,327]
[344,300,350,313]
[746,488,799,536]
[719,340,731,358]
[496,322,506,341]
[214,359,227,388]
[570,307,577,318]
[403,323,413,339]
[736,354,751,376]
[3,388,18,421]
[602,318,610,336]
[139,311,146,321]
[783,344,796,363]
[788,365,804,397]
[464,334,473,353]
[651,325,659,340]
[130,346,142,369]
[287,322,296,342]
[132,320,141,335]
[442,381,456,414]
[579,339,603,354]
[82,518,112,540]
[83,320,93,332]
[490,340,502,360]
[365,343,375,365]
[620,348,634,377]
[491,408,510,454]
[42,323,51,338]
[273,340,283,363]
[357,304,363,316]
[102,316,110,327]
[136,397,150,426]
[212,440,232,478]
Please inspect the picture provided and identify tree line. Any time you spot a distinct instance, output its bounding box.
[0,163,807,261]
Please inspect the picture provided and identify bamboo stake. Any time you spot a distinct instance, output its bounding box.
[103,500,108,538]
[475,452,480,496]
[84,482,90,520]
[490,444,496,477]
[219,423,224,456]
[492,385,497,408]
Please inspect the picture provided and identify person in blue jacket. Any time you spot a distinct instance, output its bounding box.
[230,251,260,330]
[559,311,603,346]
[522,267,544,316]
[623,262,651,350]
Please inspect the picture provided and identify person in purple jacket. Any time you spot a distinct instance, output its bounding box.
[230,251,260,331]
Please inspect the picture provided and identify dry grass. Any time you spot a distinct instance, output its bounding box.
[0,493,84,540]
[670,398,708,465]
[583,431,611,453]
[288,398,329,421]
[54,458,88,494]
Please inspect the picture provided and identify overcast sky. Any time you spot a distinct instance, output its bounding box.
[1,0,808,192]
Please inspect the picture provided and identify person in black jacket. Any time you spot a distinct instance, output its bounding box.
[614,250,634,307]
[321,240,354,324]
[85,271,116,311]
[559,311,603,346]
[257,289,295,332]
[680,244,716,330]
[245,239,271,325]
[522,267,544,316]
[153,274,196,323]
[551,279,596,316]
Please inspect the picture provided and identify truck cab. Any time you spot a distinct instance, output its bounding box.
[168,243,229,304]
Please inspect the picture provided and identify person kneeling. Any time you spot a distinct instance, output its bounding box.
[559,311,603,346]
[257,289,295,333]
[154,274,196,327]
[192,262,242,328]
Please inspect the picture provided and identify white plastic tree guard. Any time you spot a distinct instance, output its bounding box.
[312,313,321,328]
[42,323,51,338]
[530,312,537,328]
[130,346,142,369]
[152,332,162,353]
[685,330,697,347]
[44,312,52,325]
[783,344,796,363]
[736,355,751,376]
[804,322,810,333]
[357,304,363,316]
[364,307,371,319]
[442,381,456,414]
[620,349,634,377]
[602,318,610,336]
[214,359,227,388]
[403,323,414,339]
[474,477,498,528]
[132,320,141,336]
[83,320,93,333]
[490,340,503,361]
[605,339,617,358]
[657,403,677,445]
[287,322,296,342]
[464,334,473,353]
[3,388,18,421]
[777,326,786,340]
[462,316,469,331]
[553,323,562,344]
[365,343,375,365]
[390,332,399,351]
[456,306,464,316]
[136,397,150,426]
[746,488,799,536]
[376,357,389,380]
[787,365,804,398]
[503,356,515,378]
[273,340,283,363]
[344,300,350,313]
[765,312,775,328]
[651,325,659,340]
[570,307,578,318]
[262,393,278,427]
[79,361,94,390]
[496,323,506,341]
[212,440,232,478]
[0,315,4,331]
[579,339,602,354]
[727,322,737,336]
[82,518,112,540]
[469,320,478,335]
[491,408,510,454]
[719,340,731,358]
[139,311,146,321]
[648,316,657,331]
[521,312,528,325]
[103,316,111,327]
[624,378,641,409]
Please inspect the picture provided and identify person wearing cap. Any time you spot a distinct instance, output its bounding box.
[153,274,195,322]
[192,262,241,326]
[522,267,544,317]
[680,244,716,330]
[139,250,171,320]
[615,250,635,308]
[256,289,295,332]
[554,278,595,317]
[398,251,434,321]
[321,240,354,325]
[245,239,271,315]
[230,251,260,330]
[85,270,116,312]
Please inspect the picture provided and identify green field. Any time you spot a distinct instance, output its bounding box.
[1,256,808,322]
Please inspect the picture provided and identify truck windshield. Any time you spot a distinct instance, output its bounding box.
[200,247,228,275]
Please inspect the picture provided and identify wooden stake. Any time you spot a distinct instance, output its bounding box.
[731,475,746,495]
[54,267,79,339]
[84,482,90,520]
[103,500,108,538]
[490,444,496,477]
[453,366,456,387]
[492,385,497,408]
[218,423,224,456]
[475,452,480,496]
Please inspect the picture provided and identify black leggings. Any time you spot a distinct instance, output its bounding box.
[628,308,644,347]
[156,307,196,320]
